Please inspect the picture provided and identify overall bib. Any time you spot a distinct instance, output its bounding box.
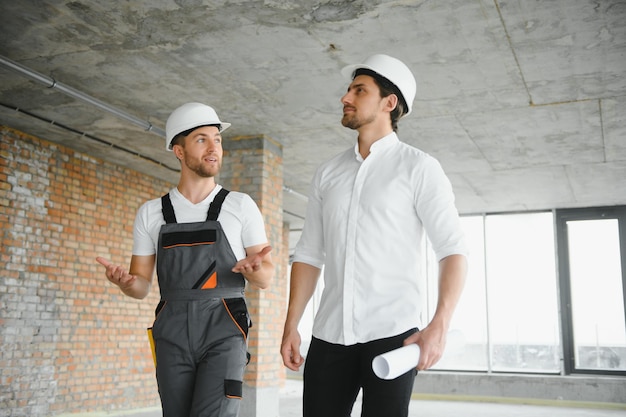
[151,188,250,417]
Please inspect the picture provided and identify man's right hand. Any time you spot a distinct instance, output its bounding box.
[96,256,137,290]
[280,328,305,371]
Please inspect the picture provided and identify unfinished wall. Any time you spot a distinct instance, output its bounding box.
[0,126,167,415]
[0,125,290,417]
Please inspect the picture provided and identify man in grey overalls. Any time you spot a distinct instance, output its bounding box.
[97,102,273,417]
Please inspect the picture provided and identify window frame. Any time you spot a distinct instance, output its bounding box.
[555,205,626,376]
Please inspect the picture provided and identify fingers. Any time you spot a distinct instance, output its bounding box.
[417,349,442,371]
[95,257,111,267]
[232,247,271,274]
[284,355,304,371]
[231,261,252,274]
[280,344,304,371]
[414,341,444,371]
[404,331,443,371]
[402,332,420,347]
[281,329,305,371]
[233,261,258,273]
[110,267,132,284]
[96,257,133,287]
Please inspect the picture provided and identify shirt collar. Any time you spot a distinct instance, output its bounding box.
[353,132,399,161]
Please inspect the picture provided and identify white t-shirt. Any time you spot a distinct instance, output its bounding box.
[293,132,468,345]
[133,185,268,261]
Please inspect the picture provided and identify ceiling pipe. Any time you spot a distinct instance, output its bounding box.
[0,55,307,202]
[0,54,165,137]
[283,185,308,201]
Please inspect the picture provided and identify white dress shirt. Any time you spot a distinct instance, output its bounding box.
[293,132,468,345]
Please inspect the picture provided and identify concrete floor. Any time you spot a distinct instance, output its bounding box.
[80,378,626,417]
[279,378,626,417]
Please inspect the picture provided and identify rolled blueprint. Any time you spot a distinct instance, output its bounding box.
[372,330,465,380]
[372,343,420,380]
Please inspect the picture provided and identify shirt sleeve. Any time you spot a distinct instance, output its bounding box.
[416,156,469,261]
[132,201,158,256]
[240,193,269,249]
[292,168,325,269]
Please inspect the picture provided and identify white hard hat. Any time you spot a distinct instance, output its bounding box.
[341,54,417,115]
[165,102,231,150]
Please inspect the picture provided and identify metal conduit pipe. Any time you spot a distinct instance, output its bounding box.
[283,186,308,201]
[0,55,307,201]
[0,54,165,137]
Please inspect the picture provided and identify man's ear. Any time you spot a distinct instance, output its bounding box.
[173,142,184,160]
[384,94,399,112]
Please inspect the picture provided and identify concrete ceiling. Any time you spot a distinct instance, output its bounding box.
[1,0,625,235]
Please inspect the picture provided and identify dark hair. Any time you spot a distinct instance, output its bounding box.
[354,68,407,132]
[170,124,222,148]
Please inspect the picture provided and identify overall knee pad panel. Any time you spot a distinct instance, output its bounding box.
[224,379,243,399]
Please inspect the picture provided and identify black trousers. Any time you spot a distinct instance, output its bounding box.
[303,328,418,417]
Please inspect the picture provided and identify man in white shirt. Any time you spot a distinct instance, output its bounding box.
[280,55,468,417]
[97,102,273,417]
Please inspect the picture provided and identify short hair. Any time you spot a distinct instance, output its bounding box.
[354,68,407,132]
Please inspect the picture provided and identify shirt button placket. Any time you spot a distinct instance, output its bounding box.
[343,158,368,345]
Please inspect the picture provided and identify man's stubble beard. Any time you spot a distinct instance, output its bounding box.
[341,112,375,130]
[184,157,221,179]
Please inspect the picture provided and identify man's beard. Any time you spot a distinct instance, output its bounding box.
[184,157,220,178]
[341,111,375,130]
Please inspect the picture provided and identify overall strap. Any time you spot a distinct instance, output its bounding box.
[206,188,230,221]
[161,193,177,224]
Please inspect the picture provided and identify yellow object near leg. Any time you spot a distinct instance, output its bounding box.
[147,327,157,367]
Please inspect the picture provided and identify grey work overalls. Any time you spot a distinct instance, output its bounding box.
[151,188,251,417]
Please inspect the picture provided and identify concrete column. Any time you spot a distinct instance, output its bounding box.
[220,135,287,417]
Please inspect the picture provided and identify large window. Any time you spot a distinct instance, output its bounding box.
[484,213,560,373]
[435,212,561,373]
[434,207,626,375]
[567,220,625,370]
[557,207,626,375]
[293,206,626,376]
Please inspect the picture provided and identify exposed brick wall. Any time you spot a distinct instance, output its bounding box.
[0,126,290,416]
[0,126,167,415]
